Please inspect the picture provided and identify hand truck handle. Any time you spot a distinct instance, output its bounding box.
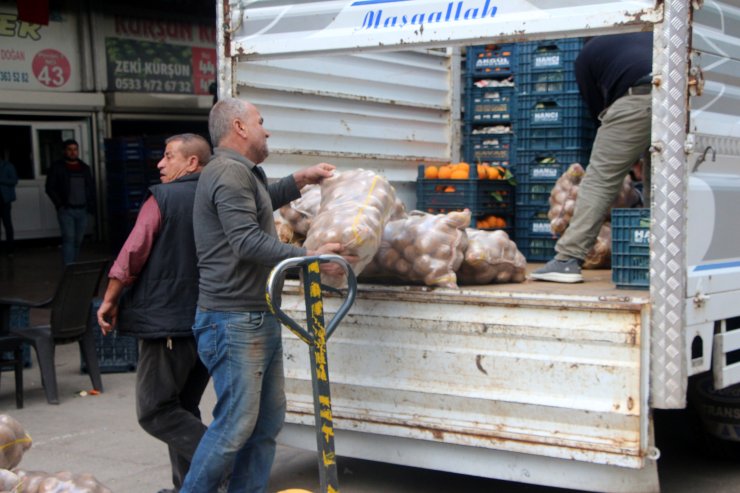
[266,254,357,343]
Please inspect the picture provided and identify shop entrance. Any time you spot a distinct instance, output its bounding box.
[0,118,91,239]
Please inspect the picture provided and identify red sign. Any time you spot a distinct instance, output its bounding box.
[31,49,71,88]
[192,47,216,95]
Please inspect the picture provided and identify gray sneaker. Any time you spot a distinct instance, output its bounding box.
[530,258,583,283]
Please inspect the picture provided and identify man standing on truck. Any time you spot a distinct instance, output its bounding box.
[97,133,212,493]
[179,97,352,493]
[531,32,653,283]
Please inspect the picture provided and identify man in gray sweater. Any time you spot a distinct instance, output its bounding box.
[180,97,349,493]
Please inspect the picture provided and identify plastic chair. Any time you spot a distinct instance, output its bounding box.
[0,334,25,408]
[6,259,109,405]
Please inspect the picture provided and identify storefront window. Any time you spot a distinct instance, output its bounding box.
[0,125,33,180]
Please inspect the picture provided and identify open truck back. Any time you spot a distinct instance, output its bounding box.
[216,1,740,491]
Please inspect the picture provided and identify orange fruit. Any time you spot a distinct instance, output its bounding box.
[456,162,470,173]
[438,166,453,179]
[486,167,501,180]
[450,169,468,180]
[444,186,456,193]
[424,166,439,179]
[477,164,487,179]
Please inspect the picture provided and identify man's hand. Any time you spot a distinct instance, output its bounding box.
[97,299,119,336]
[308,242,359,277]
[293,162,336,190]
[97,278,124,336]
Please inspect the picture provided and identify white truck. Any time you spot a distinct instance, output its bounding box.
[216,1,740,491]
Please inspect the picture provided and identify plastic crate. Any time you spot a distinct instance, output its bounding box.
[517,94,592,128]
[515,150,591,206]
[417,206,514,235]
[611,208,650,289]
[463,83,516,123]
[462,130,514,166]
[104,138,145,162]
[466,44,518,76]
[517,69,580,97]
[1,306,33,370]
[415,165,514,216]
[518,38,584,72]
[516,121,595,151]
[82,299,138,373]
[514,206,558,262]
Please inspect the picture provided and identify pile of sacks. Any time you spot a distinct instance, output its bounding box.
[0,415,111,493]
[277,169,526,289]
[547,163,641,269]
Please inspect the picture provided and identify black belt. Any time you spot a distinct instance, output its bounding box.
[627,84,652,95]
[627,73,653,95]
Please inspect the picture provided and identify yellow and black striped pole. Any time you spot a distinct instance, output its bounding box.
[267,255,357,493]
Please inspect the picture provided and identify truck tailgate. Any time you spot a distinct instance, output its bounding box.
[277,268,651,469]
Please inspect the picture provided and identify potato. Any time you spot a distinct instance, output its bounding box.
[304,170,398,288]
[583,222,612,269]
[365,210,471,288]
[0,415,31,470]
[279,184,321,236]
[457,229,527,285]
[14,470,112,493]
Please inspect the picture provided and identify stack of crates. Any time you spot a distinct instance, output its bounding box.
[415,165,514,235]
[104,137,164,252]
[514,38,595,260]
[458,43,518,232]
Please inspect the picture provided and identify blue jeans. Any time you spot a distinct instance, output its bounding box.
[180,309,286,493]
[57,207,88,265]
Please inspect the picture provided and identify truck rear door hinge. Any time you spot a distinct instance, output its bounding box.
[688,66,705,97]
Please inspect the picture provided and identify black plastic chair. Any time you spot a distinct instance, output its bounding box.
[0,334,25,408]
[5,259,108,405]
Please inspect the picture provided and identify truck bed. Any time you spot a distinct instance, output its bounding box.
[277,263,652,493]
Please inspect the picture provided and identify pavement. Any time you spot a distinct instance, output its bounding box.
[3,241,740,493]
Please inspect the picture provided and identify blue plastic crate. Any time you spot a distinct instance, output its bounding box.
[517,69,580,97]
[82,299,139,373]
[518,38,584,72]
[1,306,33,371]
[516,121,595,151]
[462,130,514,166]
[466,44,518,76]
[611,208,650,289]
[517,94,592,128]
[515,205,555,238]
[514,206,557,262]
[464,83,516,123]
[515,150,591,206]
[104,138,146,162]
[415,165,514,216]
[518,237,558,262]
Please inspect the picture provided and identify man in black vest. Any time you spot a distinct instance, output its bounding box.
[97,133,212,493]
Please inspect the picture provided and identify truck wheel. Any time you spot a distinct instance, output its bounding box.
[687,372,740,459]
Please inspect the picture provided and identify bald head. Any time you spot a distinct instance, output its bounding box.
[208,97,270,164]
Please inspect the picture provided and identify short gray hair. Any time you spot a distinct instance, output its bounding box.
[208,97,248,146]
[165,133,211,166]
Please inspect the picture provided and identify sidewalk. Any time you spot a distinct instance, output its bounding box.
[0,241,318,493]
[0,241,185,491]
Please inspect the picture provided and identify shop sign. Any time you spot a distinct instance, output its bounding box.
[0,6,81,91]
[104,14,216,95]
